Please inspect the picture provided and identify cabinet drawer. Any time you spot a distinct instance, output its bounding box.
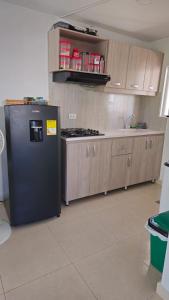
[111,138,133,156]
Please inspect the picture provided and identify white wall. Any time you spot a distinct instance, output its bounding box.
[0,1,149,201]
[0,1,58,102]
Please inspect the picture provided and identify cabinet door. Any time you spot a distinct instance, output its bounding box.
[126,46,148,91]
[147,135,164,180]
[108,154,132,191]
[144,50,163,92]
[89,140,111,195]
[66,142,91,201]
[128,136,149,185]
[106,41,130,89]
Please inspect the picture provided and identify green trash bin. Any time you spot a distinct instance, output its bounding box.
[147,211,169,273]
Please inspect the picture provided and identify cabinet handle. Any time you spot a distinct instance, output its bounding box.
[150,140,153,149]
[131,84,139,88]
[86,146,90,157]
[149,86,154,90]
[93,145,96,156]
[145,140,148,150]
[127,157,131,167]
[113,82,121,86]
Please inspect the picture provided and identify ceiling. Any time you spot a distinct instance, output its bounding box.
[3,0,169,41]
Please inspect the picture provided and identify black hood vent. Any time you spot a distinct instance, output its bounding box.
[52,71,110,86]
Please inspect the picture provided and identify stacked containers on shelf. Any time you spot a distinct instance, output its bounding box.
[59,39,71,69]
[80,52,90,72]
[88,53,105,73]
[71,48,82,71]
[59,39,105,73]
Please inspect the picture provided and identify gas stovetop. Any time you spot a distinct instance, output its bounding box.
[61,128,104,138]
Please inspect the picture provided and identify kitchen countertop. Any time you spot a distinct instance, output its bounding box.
[62,129,165,143]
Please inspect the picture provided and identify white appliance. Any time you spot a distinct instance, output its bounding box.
[160,161,169,213]
[0,129,11,245]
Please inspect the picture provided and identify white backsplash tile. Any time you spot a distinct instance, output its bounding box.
[49,81,142,131]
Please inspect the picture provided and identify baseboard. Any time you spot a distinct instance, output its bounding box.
[157,282,169,300]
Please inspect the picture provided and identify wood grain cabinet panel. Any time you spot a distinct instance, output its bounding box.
[106,41,130,89]
[108,154,132,191]
[128,136,150,186]
[66,142,91,202]
[63,134,164,204]
[126,46,148,91]
[111,137,133,156]
[128,135,164,186]
[89,140,111,195]
[144,50,164,92]
[147,135,164,180]
[65,140,111,204]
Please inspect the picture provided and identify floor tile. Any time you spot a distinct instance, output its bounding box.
[5,265,96,300]
[0,223,70,292]
[0,294,5,300]
[0,183,162,299]
[59,226,115,262]
[0,203,8,221]
[90,204,144,240]
[75,243,161,300]
[48,213,115,262]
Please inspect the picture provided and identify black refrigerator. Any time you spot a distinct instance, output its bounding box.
[4,105,61,226]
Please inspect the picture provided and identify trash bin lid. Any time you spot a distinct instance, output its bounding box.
[154,211,169,233]
[148,216,168,237]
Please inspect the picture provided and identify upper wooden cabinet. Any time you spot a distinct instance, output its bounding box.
[144,50,164,93]
[106,41,130,89]
[48,28,164,96]
[126,46,148,91]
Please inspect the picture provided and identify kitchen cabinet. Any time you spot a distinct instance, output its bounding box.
[66,141,91,203]
[144,50,164,92]
[111,137,133,156]
[147,135,164,179]
[106,41,130,89]
[65,140,111,204]
[89,140,111,195]
[108,154,132,190]
[48,27,108,74]
[128,135,164,186]
[126,46,148,91]
[48,28,164,95]
[108,137,133,190]
[63,133,164,204]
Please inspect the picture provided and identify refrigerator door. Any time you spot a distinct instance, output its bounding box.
[5,105,61,226]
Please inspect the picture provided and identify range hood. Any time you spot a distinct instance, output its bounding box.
[52,71,110,86]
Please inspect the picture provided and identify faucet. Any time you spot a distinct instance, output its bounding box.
[125,114,135,129]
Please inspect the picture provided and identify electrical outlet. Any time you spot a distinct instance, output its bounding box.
[69,113,77,120]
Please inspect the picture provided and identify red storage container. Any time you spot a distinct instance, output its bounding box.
[59,55,70,69]
[59,39,71,56]
[71,57,82,71]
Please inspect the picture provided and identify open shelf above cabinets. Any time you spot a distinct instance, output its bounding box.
[48,27,109,75]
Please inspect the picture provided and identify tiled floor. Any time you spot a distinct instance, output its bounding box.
[0,183,163,299]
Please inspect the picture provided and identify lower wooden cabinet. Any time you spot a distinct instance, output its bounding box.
[63,134,164,204]
[65,140,111,204]
[127,135,164,186]
[108,154,132,191]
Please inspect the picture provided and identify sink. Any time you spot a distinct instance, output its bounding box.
[119,128,148,132]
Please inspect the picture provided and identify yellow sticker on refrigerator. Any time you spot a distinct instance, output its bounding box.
[46,120,57,135]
